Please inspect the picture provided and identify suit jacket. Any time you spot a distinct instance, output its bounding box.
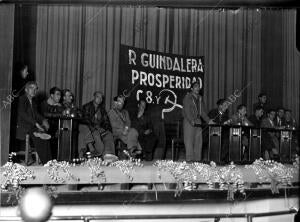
[182,92,210,126]
[274,116,285,127]
[248,115,261,128]
[40,99,64,118]
[131,110,153,136]
[108,108,131,137]
[208,108,229,124]
[253,102,269,114]
[16,94,45,140]
[261,117,275,128]
[81,101,112,132]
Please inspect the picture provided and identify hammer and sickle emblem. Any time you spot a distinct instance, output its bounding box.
[159,89,183,119]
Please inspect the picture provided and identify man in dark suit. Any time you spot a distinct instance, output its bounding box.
[230,104,253,126]
[208,99,229,125]
[78,91,117,161]
[228,104,253,161]
[40,87,63,159]
[16,81,52,164]
[249,106,264,128]
[131,99,157,161]
[275,107,285,127]
[207,99,229,162]
[261,109,279,160]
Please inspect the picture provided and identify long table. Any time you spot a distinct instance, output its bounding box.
[196,124,298,163]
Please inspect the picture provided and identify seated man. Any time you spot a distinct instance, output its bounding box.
[229,104,253,126]
[16,81,52,164]
[40,87,63,116]
[208,98,229,162]
[108,95,142,157]
[79,91,117,161]
[61,89,81,117]
[249,105,264,128]
[283,109,297,129]
[131,99,157,161]
[283,109,299,156]
[41,87,64,159]
[62,89,74,109]
[228,104,252,160]
[208,98,229,124]
[275,107,285,128]
[261,109,279,160]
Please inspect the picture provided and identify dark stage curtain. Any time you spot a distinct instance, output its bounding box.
[0,4,15,165]
[35,6,83,104]
[282,10,300,123]
[34,6,299,122]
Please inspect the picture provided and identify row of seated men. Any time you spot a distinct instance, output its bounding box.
[182,81,299,163]
[205,99,299,161]
[15,81,157,165]
[15,81,299,165]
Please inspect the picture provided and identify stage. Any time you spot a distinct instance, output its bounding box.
[0,159,299,221]
[0,159,298,184]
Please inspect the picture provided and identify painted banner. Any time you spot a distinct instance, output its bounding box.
[118,45,204,122]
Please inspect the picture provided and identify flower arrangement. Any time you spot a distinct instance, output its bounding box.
[44,160,80,183]
[1,162,35,190]
[154,160,198,196]
[110,151,143,181]
[1,154,298,202]
[154,160,245,200]
[245,158,296,194]
[1,161,34,204]
[80,157,106,184]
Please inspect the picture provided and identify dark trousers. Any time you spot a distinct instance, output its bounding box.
[78,124,115,157]
[48,123,59,160]
[29,131,52,164]
[152,121,166,159]
[139,132,157,161]
[262,131,278,152]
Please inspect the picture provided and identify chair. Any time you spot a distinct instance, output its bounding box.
[16,134,40,166]
[171,120,184,161]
